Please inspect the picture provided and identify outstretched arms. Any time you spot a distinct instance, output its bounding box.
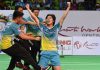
[59,2,71,26]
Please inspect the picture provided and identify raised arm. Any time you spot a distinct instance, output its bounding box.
[26,4,39,25]
[59,2,71,26]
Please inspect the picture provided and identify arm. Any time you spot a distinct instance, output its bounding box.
[26,21,37,25]
[19,32,40,41]
[19,18,37,25]
[12,26,40,41]
[26,4,39,26]
[59,2,71,26]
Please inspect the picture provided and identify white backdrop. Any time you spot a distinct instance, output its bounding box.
[0,10,100,55]
[73,37,100,55]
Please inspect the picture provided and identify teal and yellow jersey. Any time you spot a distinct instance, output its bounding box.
[0,22,21,49]
[26,16,43,36]
[39,23,61,51]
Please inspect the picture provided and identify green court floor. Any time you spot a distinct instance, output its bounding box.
[0,54,100,70]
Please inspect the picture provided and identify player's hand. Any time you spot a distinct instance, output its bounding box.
[26,4,30,10]
[67,2,71,8]
[35,37,41,41]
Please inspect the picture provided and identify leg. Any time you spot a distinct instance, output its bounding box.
[15,45,40,70]
[23,40,31,69]
[53,66,61,70]
[31,47,37,63]
[7,57,24,70]
[2,44,41,70]
[31,40,39,63]
[38,51,50,69]
[16,39,31,68]
[7,57,18,70]
[37,40,41,62]
[24,40,41,70]
[50,51,61,70]
[2,43,21,70]
[13,39,24,69]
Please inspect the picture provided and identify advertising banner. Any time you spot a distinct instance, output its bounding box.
[58,36,73,55]
[0,10,100,55]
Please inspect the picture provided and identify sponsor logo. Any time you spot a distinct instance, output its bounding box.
[74,41,99,49]
[59,26,100,37]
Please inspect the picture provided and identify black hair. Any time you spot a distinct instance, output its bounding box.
[31,7,40,12]
[46,14,56,25]
[13,11,24,19]
[15,5,23,11]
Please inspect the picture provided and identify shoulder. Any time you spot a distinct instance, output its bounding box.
[53,22,61,30]
[38,17,43,22]
[11,23,20,28]
[54,23,60,27]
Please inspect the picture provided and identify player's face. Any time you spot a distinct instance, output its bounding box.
[33,10,40,17]
[18,8,23,13]
[46,16,54,25]
[17,17,23,24]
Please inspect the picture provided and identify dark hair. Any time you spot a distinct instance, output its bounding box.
[15,5,23,10]
[31,7,40,12]
[46,14,56,25]
[13,11,24,19]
